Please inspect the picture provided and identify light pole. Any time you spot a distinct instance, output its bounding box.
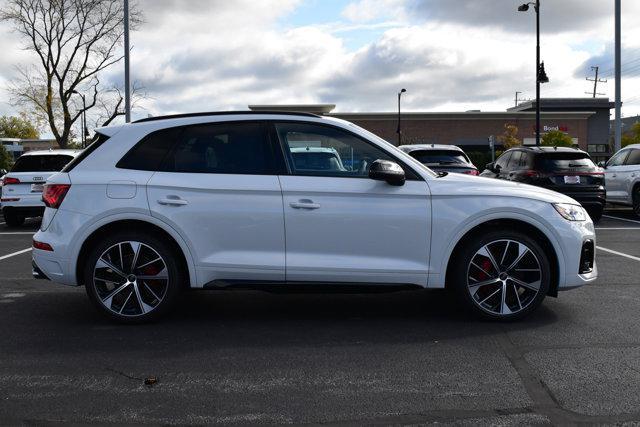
[518,1,549,147]
[72,90,88,147]
[124,0,131,122]
[397,88,406,146]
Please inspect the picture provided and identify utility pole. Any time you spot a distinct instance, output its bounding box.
[124,0,131,123]
[586,66,607,98]
[515,91,522,107]
[396,88,406,146]
[614,0,622,152]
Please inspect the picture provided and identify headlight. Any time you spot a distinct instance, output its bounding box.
[553,203,587,221]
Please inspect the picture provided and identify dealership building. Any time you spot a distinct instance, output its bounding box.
[250,97,615,164]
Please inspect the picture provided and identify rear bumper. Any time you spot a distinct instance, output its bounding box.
[560,190,606,210]
[32,259,50,280]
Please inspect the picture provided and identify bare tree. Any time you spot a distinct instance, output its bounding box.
[1,0,142,148]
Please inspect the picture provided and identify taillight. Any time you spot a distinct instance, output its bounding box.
[522,170,540,179]
[33,240,54,251]
[2,177,20,185]
[463,169,480,176]
[42,184,70,209]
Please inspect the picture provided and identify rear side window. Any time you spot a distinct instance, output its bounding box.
[506,151,522,170]
[536,152,597,171]
[117,128,181,171]
[11,154,74,172]
[408,150,469,165]
[162,122,276,175]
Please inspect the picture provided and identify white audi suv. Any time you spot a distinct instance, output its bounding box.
[32,112,597,322]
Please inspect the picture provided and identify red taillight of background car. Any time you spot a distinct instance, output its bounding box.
[42,184,71,209]
[463,169,480,175]
[33,240,54,251]
[2,177,20,185]
[521,170,540,179]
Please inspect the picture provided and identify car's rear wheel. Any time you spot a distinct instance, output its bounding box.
[451,229,550,321]
[3,210,25,227]
[83,231,183,323]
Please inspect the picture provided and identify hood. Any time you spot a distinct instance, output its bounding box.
[429,172,578,205]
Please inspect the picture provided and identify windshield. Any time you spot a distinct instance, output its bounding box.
[11,154,74,172]
[408,150,469,165]
[536,152,597,171]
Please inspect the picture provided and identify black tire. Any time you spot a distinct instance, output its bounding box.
[587,206,603,223]
[83,231,184,323]
[3,210,25,227]
[633,186,640,218]
[450,229,551,321]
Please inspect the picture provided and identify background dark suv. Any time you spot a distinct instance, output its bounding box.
[480,147,605,221]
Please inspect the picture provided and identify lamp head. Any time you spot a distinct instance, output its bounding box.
[400,88,406,94]
[538,61,550,84]
[518,4,529,11]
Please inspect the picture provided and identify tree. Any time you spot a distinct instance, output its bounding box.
[0,145,13,172]
[622,122,640,148]
[0,115,40,139]
[1,0,142,148]
[497,124,521,149]
[541,130,574,148]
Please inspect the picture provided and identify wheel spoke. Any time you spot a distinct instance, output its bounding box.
[505,243,530,272]
[143,282,162,302]
[136,257,162,270]
[137,267,168,280]
[509,276,541,292]
[513,283,522,310]
[499,241,510,267]
[470,261,493,277]
[478,287,501,305]
[101,282,131,308]
[477,245,500,273]
[500,283,512,314]
[133,282,154,314]
[468,277,501,296]
[119,291,133,314]
[96,258,127,279]
[130,241,142,273]
[118,243,125,272]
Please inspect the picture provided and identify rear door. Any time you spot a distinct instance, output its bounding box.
[620,148,640,202]
[274,121,431,286]
[144,121,286,286]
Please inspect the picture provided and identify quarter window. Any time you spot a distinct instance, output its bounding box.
[117,127,180,171]
[495,152,512,171]
[275,122,397,178]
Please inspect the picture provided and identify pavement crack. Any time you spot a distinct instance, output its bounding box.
[104,367,142,382]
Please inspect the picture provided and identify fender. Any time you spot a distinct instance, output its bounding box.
[430,207,567,289]
[66,211,198,288]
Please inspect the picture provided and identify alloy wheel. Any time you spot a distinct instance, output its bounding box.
[466,239,542,316]
[93,241,169,317]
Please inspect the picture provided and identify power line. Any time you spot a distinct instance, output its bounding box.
[586,66,607,97]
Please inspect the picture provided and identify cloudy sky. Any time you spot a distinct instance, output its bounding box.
[1,0,640,124]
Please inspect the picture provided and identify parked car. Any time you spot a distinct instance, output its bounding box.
[398,144,479,175]
[480,147,605,222]
[1,149,80,227]
[32,112,596,323]
[600,144,640,216]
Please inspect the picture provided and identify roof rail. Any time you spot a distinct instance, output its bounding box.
[132,110,321,124]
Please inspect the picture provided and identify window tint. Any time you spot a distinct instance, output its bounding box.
[625,149,640,166]
[506,151,522,170]
[408,150,469,165]
[164,122,275,175]
[11,154,74,172]
[607,149,629,167]
[117,127,181,171]
[63,133,108,172]
[519,152,534,169]
[537,152,597,171]
[275,122,397,178]
[495,151,512,170]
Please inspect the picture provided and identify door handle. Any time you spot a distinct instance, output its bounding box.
[632,173,636,177]
[158,197,188,206]
[612,174,617,178]
[290,199,320,210]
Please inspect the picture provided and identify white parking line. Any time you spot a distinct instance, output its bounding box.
[602,214,640,225]
[0,248,32,261]
[597,246,640,262]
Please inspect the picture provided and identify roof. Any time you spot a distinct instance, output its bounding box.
[133,110,321,123]
[249,104,336,114]
[507,146,587,154]
[21,149,82,156]
[330,111,594,120]
[398,144,464,152]
[508,97,615,112]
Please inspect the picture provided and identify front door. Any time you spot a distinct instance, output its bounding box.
[604,149,630,202]
[273,122,431,286]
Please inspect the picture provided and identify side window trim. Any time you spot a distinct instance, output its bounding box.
[269,120,422,181]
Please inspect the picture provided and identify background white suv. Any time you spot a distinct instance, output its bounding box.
[32,112,597,322]
[1,149,80,226]
[602,144,640,216]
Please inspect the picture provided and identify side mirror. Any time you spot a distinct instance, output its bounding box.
[597,161,606,169]
[485,162,495,172]
[369,159,405,186]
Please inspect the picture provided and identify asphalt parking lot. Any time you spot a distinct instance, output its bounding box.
[1,211,639,425]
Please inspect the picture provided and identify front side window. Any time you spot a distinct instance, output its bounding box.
[506,151,522,170]
[275,122,395,178]
[607,149,629,167]
[11,154,74,172]
[625,149,640,166]
[164,122,275,175]
[495,151,512,171]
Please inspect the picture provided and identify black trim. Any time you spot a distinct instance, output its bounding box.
[203,279,422,293]
[32,260,50,280]
[269,121,423,181]
[133,111,320,123]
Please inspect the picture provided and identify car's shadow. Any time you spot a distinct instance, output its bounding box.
[3,287,561,357]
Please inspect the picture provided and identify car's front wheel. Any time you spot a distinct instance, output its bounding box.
[83,231,183,323]
[633,186,640,217]
[451,229,551,321]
